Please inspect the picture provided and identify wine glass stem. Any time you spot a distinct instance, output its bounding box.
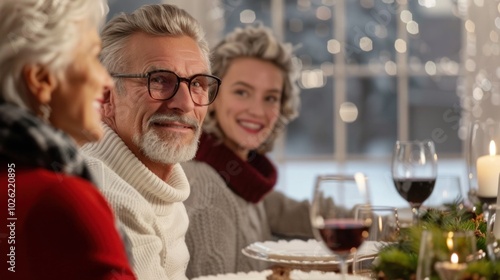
[339,257,347,280]
[412,206,420,225]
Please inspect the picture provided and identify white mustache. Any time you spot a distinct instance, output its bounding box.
[148,114,199,131]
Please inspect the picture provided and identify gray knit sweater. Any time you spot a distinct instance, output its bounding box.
[181,161,313,278]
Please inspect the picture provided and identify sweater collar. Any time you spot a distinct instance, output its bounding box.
[81,123,190,204]
[195,133,277,203]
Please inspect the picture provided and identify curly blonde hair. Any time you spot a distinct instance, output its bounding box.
[205,24,301,153]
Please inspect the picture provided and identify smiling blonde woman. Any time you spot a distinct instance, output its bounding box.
[182,24,312,278]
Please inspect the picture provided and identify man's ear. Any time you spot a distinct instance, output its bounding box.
[102,88,114,118]
[22,64,57,106]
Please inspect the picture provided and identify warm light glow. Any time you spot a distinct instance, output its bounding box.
[395,39,407,53]
[440,59,459,75]
[406,21,419,35]
[465,20,475,33]
[359,37,373,52]
[327,39,341,54]
[490,140,497,156]
[424,61,437,75]
[451,253,459,264]
[300,69,325,89]
[385,61,397,75]
[473,87,484,101]
[400,10,412,23]
[339,102,359,123]
[313,216,325,228]
[418,0,436,8]
[446,232,454,250]
[316,6,332,20]
[240,10,256,23]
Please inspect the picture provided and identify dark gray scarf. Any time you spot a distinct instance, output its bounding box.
[0,102,93,180]
[0,101,134,264]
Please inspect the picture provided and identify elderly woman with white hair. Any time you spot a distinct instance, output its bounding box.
[182,24,312,278]
[0,0,135,279]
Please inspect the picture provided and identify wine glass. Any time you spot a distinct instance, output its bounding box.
[310,173,370,279]
[352,205,400,277]
[391,140,437,224]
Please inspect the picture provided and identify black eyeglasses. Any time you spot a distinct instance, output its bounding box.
[111,70,221,106]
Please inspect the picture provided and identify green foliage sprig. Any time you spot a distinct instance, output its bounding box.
[372,202,488,280]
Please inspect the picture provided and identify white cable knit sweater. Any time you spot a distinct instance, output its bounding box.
[81,124,190,280]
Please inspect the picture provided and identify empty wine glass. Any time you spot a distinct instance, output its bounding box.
[310,173,370,279]
[423,175,464,210]
[352,205,400,277]
[392,140,437,224]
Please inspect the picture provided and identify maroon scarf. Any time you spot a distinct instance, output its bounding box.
[195,133,277,203]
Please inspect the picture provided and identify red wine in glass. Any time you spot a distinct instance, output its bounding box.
[393,178,436,205]
[391,140,437,224]
[318,219,369,255]
[310,174,370,280]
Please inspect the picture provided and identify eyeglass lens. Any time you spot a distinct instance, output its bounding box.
[148,71,218,105]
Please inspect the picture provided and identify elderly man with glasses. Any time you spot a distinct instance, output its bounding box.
[81,4,219,280]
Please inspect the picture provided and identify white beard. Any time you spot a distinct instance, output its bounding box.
[133,114,201,164]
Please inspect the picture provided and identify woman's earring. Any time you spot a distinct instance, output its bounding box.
[40,104,51,122]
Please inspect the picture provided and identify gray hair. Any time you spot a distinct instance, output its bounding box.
[205,24,301,153]
[0,0,108,109]
[100,4,210,92]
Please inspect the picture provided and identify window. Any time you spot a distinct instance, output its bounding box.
[221,0,463,161]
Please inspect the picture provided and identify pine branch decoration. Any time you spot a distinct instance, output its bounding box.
[372,201,489,279]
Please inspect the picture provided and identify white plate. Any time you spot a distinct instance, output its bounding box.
[242,239,337,265]
[241,239,381,266]
[192,269,370,280]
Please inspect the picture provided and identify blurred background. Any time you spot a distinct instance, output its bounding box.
[106,0,500,206]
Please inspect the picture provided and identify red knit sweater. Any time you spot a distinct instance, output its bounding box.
[0,167,136,280]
